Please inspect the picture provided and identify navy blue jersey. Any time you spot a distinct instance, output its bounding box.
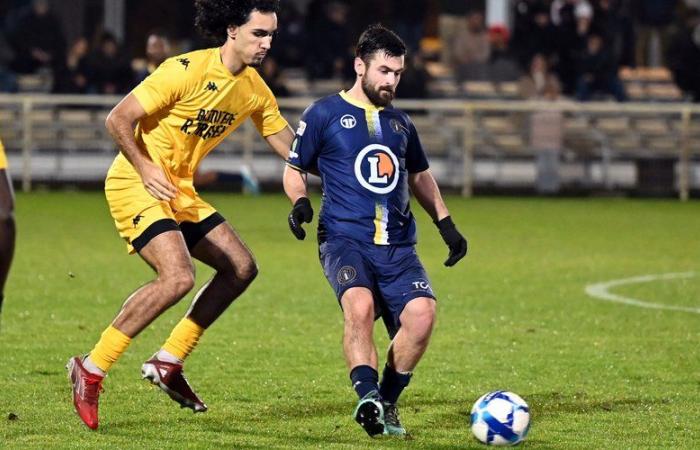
[287,91,429,245]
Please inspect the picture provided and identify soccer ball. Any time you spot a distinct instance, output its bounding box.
[470,391,530,446]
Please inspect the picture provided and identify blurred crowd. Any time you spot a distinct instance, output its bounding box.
[1,0,700,102]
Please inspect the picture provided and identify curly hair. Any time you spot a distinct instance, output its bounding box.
[355,24,406,63]
[195,0,280,44]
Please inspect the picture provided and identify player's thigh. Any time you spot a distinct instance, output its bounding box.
[0,170,14,219]
[105,170,175,254]
[376,247,436,333]
[138,229,194,279]
[319,238,377,310]
[188,217,256,276]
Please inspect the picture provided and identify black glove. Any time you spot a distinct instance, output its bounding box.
[435,216,467,267]
[288,197,313,240]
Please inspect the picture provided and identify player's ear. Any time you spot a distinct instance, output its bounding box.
[227,25,238,40]
[354,57,365,77]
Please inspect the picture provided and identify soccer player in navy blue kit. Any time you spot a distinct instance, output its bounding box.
[283,25,467,437]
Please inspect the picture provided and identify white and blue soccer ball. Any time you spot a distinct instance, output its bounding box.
[470,391,530,446]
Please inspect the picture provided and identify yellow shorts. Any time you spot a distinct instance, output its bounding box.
[0,141,7,169]
[105,156,219,254]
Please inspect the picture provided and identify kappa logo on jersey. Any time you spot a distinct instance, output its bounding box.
[177,58,190,70]
[354,144,400,194]
[205,81,218,92]
[340,114,356,129]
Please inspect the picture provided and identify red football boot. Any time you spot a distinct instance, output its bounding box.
[141,358,207,412]
[66,356,104,430]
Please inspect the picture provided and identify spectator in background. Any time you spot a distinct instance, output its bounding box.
[593,0,635,68]
[306,1,353,80]
[551,0,584,27]
[520,53,563,194]
[438,0,470,67]
[390,0,428,53]
[519,53,562,100]
[556,1,594,94]
[85,32,132,94]
[133,30,172,85]
[635,0,680,67]
[269,2,305,67]
[512,3,558,70]
[396,52,431,99]
[453,9,491,81]
[575,33,627,101]
[259,56,290,97]
[667,8,700,101]
[0,30,16,92]
[54,37,90,94]
[7,0,65,76]
[487,25,520,82]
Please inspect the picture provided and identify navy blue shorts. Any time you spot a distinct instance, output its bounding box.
[319,236,436,338]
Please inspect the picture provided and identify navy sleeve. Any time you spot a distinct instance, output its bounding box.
[405,118,429,173]
[286,102,324,172]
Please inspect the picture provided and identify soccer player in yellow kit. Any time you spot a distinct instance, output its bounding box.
[67,0,295,430]
[0,138,15,326]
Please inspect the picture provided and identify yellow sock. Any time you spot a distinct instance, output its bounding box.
[89,325,132,373]
[162,317,205,361]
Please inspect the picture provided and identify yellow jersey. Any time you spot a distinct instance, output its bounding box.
[114,47,288,179]
[0,138,7,169]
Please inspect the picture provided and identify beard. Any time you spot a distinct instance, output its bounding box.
[361,77,395,107]
[248,52,267,68]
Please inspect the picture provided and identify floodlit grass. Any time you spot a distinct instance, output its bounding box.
[1,192,698,448]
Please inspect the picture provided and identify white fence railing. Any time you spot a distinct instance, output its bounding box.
[0,94,698,200]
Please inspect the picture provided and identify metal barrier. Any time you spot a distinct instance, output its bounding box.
[0,94,698,200]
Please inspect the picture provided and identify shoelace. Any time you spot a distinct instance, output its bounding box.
[385,405,400,424]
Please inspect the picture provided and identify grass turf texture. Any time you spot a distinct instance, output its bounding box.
[0,192,698,448]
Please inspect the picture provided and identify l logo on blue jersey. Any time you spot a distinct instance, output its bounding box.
[354,144,399,194]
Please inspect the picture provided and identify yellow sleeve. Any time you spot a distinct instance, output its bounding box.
[0,138,6,169]
[131,57,194,115]
[250,80,289,137]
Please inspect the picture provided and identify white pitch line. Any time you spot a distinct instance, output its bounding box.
[584,272,699,314]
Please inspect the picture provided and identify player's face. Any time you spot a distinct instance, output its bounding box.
[230,10,277,67]
[359,52,405,107]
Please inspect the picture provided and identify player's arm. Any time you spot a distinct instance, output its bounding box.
[281,102,326,240]
[408,169,449,222]
[283,165,312,240]
[264,125,295,160]
[105,94,177,201]
[409,169,467,267]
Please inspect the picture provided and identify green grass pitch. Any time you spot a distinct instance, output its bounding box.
[1,192,698,448]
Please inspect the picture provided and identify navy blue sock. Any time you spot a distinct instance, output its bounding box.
[350,365,379,399]
[379,364,412,404]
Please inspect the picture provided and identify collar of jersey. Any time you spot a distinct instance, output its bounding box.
[214,47,249,81]
[339,90,384,112]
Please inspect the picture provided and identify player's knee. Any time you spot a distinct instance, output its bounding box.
[163,269,196,299]
[234,259,258,284]
[405,299,436,339]
[343,293,374,326]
